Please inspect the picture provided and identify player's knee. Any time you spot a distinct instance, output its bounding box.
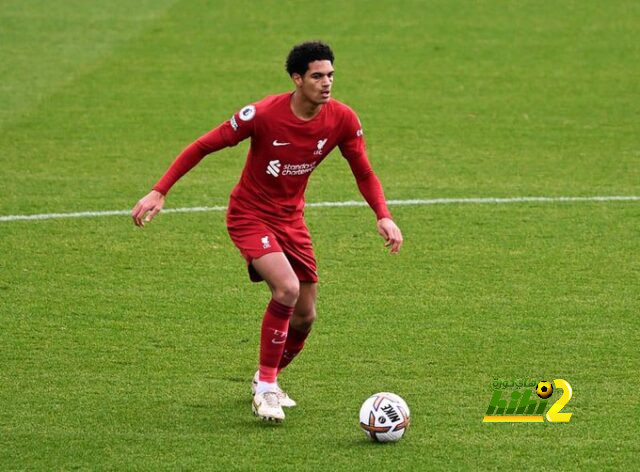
[273,279,300,306]
[282,280,300,302]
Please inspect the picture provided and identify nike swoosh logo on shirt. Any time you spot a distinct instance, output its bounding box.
[272,140,290,146]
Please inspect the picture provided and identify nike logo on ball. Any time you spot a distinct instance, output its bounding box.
[272,140,290,146]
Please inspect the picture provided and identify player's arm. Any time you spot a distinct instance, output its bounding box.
[339,118,403,253]
[131,105,256,227]
[344,151,403,253]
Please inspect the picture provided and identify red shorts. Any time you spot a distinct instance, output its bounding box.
[226,203,318,283]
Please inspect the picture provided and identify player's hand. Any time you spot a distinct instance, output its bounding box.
[376,217,403,253]
[131,190,165,227]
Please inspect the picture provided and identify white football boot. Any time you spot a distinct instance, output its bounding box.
[252,391,285,423]
[252,371,297,408]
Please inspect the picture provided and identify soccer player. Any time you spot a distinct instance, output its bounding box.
[131,41,403,423]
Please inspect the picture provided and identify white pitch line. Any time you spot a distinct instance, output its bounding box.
[0,196,638,223]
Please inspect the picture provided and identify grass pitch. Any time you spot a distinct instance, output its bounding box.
[1,1,639,470]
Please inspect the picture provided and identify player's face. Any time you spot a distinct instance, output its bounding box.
[296,60,334,105]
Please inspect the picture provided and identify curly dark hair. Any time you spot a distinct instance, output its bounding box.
[285,41,334,77]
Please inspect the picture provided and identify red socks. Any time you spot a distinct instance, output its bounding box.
[278,325,310,373]
[258,299,294,383]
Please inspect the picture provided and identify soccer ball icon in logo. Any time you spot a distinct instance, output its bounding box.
[359,392,410,442]
[536,381,553,399]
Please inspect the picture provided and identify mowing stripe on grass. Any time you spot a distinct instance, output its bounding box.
[1,196,638,223]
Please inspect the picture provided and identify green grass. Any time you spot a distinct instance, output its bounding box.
[1,0,639,469]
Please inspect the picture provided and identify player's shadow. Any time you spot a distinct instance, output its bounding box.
[179,396,297,433]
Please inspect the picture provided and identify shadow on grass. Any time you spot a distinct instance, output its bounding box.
[176,395,303,434]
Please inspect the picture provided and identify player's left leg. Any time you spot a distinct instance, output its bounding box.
[292,282,317,330]
[278,282,317,372]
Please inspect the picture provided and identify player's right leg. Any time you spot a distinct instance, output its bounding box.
[226,209,302,420]
[253,252,300,307]
[250,252,299,422]
[251,282,317,408]
[257,282,317,408]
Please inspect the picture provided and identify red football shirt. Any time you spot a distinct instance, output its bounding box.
[154,92,391,221]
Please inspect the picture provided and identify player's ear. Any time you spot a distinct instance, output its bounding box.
[291,73,303,87]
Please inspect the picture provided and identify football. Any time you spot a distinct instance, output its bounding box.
[359,392,410,442]
[536,381,553,399]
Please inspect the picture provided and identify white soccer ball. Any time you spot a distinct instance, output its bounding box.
[359,392,410,442]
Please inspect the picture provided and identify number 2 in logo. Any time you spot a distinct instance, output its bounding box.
[546,379,573,422]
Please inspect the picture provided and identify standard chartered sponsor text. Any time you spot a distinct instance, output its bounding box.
[281,161,317,176]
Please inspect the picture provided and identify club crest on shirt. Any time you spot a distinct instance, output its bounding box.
[314,138,328,155]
